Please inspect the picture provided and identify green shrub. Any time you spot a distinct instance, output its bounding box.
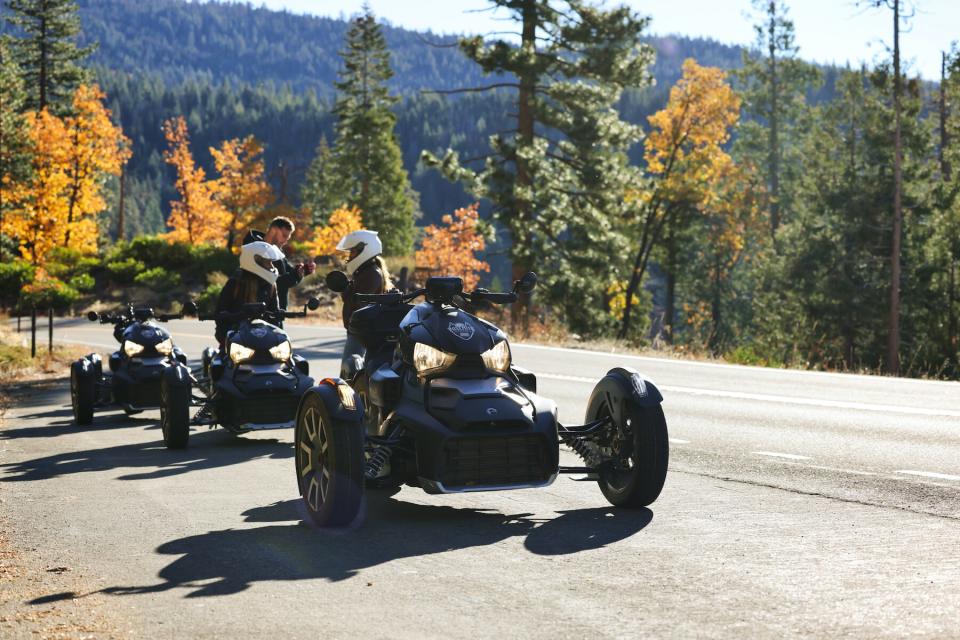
[68,273,96,292]
[45,247,101,281]
[195,272,228,313]
[0,260,36,307]
[189,244,237,279]
[20,277,80,310]
[107,257,145,283]
[134,267,181,291]
[103,235,236,285]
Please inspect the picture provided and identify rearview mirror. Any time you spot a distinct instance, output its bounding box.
[182,300,198,316]
[306,297,321,311]
[325,270,349,293]
[87,311,100,322]
[516,272,538,294]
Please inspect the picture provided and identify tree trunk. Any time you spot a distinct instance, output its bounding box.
[39,15,47,111]
[117,164,126,241]
[664,227,676,344]
[511,1,537,335]
[767,1,781,238]
[886,0,903,376]
[942,52,956,367]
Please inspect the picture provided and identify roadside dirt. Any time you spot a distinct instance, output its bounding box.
[0,350,133,638]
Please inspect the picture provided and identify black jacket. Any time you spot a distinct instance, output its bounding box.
[214,269,279,345]
[242,230,302,309]
[341,257,388,329]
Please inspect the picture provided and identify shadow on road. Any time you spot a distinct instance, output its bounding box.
[1,429,291,483]
[94,496,652,598]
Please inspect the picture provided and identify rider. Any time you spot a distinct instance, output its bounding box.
[243,216,316,310]
[337,229,392,380]
[214,241,283,348]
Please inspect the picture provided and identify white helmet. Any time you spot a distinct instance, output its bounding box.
[336,230,382,276]
[240,241,284,285]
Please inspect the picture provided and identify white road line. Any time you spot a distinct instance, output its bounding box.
[752,451,812,461]
[894,470,960,482]
[536,372,960,418]
[512,341,960,387]
[669,438,690,444]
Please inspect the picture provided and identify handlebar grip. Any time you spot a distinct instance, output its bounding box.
[283,311,307,318]
[475,291,517,304]
[356,292,402,304]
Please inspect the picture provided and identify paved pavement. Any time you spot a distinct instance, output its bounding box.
[1,318,958,638]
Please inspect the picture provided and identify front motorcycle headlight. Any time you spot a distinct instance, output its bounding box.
[123,340,145,357]
[269,340,292,362]
[155,338,173,356]
[481,340,511,373]
[229,343,256,364]
[413,343,456,376]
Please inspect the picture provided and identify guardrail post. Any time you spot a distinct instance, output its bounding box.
[48,308,53,354]
[17,302,21,333]
[30,306,36,358]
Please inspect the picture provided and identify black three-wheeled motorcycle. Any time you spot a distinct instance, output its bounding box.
[71,305,189,425]
[158,299,320,449]
[295,272,669,527]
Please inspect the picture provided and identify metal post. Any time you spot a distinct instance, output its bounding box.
[30,307,36,358]
[17,303,21,333]
[48,307,53,354]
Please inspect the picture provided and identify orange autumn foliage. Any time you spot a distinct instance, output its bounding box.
[638,59,741,209]
[4,85,129,264]
[416,203,489,290]
[62,85,131,251]
[163,116,229,245]
[210,135,273,251]
[303,205,363,258]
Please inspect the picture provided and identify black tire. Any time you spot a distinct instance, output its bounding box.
[587,398,669,508]
[160,375,191,449]
[70,361,95,426]
[295,391,365,527]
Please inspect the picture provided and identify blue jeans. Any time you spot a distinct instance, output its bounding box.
[340,333,366,381]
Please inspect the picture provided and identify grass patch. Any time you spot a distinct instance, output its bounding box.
[0,326,87,383]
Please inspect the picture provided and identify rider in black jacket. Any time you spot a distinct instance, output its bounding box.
[215,241,282,347]
[242,216,315,310]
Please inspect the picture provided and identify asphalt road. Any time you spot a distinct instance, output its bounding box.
[2,318,959,638]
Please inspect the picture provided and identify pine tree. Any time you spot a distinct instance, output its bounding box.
[4,0,96,113]
[300,135,344,227]
[424,0,653,335]
[0,40,32,257]
[327,8,417,256]
[735,0,819,239]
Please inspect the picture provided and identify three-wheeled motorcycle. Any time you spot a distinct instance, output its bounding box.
[158,299,321,449]
[294,271,669,527]
[71,304,190,425]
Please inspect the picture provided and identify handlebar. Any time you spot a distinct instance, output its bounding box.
[88,308,185,324]
[354,287,517,307]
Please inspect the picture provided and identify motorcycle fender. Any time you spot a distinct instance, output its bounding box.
[84,353,103,380]
[162,363,193,389]
[298,380,364,424]
[586,366,663,425]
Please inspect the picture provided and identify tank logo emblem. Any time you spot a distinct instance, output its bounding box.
[448,322,474,340]
[252,327,269,338]
[486,408,498,416]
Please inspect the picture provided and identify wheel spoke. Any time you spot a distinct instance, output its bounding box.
[307,476,320,512]
[298,442,313,476]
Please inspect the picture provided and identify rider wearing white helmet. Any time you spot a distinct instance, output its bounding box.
[214,240,283,347]
[337,229,392,379]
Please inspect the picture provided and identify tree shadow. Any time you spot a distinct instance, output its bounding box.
[0,429,291,483]
[98,495,653,598]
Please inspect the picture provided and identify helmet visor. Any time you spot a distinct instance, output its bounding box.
[254,255,277,272]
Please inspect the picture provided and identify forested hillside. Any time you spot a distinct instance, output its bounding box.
[3,0,755,234]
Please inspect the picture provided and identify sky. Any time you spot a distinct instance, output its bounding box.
[234,0,959,80]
